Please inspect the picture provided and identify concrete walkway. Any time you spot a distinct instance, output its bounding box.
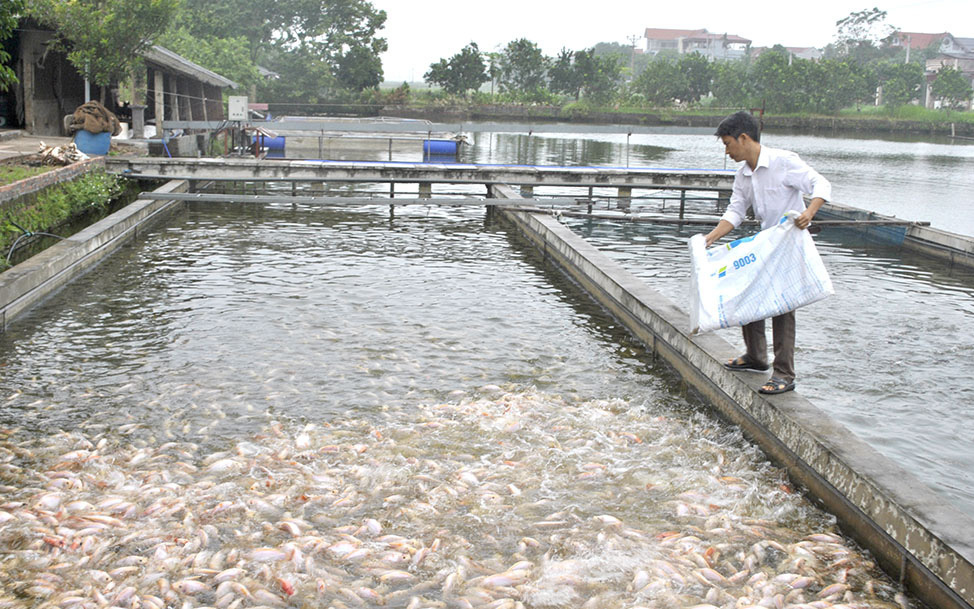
[0,130,72,162]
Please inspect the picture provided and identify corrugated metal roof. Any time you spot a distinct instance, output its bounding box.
[142,45,239,89]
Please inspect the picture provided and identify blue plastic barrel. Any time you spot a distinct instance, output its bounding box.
[422,140,458,155]
[252,135,286,151]
[74,130,111,155]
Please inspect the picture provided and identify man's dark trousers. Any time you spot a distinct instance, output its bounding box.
[742,310,796,382]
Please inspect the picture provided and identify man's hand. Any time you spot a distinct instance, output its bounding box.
[796,197,826,230]
[794,209,815,230]
[705,219,735,247]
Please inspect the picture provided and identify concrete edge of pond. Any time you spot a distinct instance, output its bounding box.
[0,180,188,331]
[490,184,974,609]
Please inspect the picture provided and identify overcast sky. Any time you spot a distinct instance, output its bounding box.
[369,0,974,82]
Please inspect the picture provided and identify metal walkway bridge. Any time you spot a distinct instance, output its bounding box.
[104,157,737,195]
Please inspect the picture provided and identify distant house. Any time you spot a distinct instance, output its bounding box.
[750,46,823,61]
[888,31,974,56]
[643,28,751,60]
[1,21,237,136]
[924,52,974,110]
[890,31,974,109]
[889,31,951,52]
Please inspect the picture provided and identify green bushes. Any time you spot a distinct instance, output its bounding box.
[0,170,125,269]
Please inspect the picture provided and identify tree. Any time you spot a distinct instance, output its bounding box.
[677,52,714,104]
[157,27,261,91]
[28,0,180,87]
[751,47,806,112]
[818,57,875,111]
[931,66,973,110]
[424,42,488,97]
[633,57,684,106]
[258,45,339,104]
[711,59,751,108]
[550,48,621,102]
[573,49,621,103]
[876,60,924,107]
[336,44,383,90]
[175,0,387,94]
[834,7,896,61]
[549,48,581,98]
[496,38,548,96]
[1,0,24,91]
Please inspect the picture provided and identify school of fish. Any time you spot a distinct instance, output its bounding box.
[0,388,914,609]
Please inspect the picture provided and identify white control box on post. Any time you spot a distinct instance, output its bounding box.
[228,96,248,121]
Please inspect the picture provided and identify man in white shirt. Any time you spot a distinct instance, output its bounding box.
[704,111,831,395]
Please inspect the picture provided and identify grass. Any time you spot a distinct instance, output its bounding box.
[0,164,52,186]
[838,105,974,123]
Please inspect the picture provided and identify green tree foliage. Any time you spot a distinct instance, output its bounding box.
[751,47,807,112]
[28,0,180,87]
[592,41,649,80]
[834,7,895,58]
[336,45,383,91]
[1,0,24,91]
[173,0,386,96]
[633,57,684,106]
[930,66,973,110]
[549,49,581,99]
[677,53,714,104]
[496,38,548,97]
[875,60,924,108]
[818,57,875,111]
[711,60,750,108]
[257,45,339,104]
[573,49,622,103]
[424,43,488,97]
[550,48,622,102]
[157,27,261,91]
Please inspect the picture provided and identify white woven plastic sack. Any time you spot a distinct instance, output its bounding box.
[689,212,834,334]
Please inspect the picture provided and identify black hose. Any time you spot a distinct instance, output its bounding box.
[4,221,65,264]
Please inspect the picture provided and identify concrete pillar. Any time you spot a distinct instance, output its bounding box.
[419,182,432,199]
[200,82,208,122]
[22,52,35,134]
[617,186,632,211]
[130,65,147,139]
[171,77,180,121]
[131,105,147,139]
[154,71,165,135]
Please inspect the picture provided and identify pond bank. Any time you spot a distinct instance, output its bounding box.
[382,105,974,137]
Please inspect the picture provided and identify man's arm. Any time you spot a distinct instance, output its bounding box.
[794,197,825,230]
[705,219,735,247]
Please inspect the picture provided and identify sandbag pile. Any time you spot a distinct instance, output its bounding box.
[66,100,122,136]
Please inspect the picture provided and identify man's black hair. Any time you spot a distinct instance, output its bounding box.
[715,111,761,143]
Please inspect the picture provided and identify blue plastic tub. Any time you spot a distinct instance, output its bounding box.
[74,130,111,155]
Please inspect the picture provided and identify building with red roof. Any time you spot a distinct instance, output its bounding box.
[643,28,751,60]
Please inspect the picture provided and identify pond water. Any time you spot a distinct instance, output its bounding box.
[286,123,974,236]
[0,202,918,609]
[464,125,974,238]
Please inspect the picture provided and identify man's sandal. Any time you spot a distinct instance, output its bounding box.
[759,377,795,395]
[723,355,770,373]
